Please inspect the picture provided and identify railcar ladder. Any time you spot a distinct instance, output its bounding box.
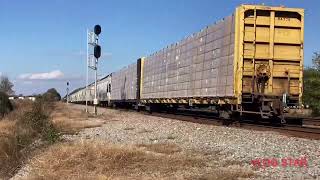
[251,8,257,97]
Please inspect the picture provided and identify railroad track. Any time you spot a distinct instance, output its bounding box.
[302,117,320,127]
[142,110,320,139]
[75,104,320,139]
[285,124,320,134]
[239,122,320,137]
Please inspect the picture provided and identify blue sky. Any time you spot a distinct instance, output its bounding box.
[0,0,319,95]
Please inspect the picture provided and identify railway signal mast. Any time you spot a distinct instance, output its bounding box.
[86,24,102,115]
[66,82,69,104]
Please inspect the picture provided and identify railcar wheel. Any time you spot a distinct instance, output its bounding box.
[134,104,140,112]
[145,105,152,114]
[219,110,231,119]
[219,110,233,126]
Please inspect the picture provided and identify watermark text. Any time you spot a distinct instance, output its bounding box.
[251,157,308,168]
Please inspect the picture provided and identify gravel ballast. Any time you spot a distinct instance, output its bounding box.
[12,104,320,179]
[62,105,320,179]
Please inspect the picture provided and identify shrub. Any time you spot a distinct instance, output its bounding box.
[0,120,19,177]
[303,68,320,115]
[0,75,14,95]
[0,92,13,118]
[0,99,60,178]
[16,100,59,146]
[303,52,320,115]
[42,88,61,102]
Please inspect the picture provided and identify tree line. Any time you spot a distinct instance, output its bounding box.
[0,75,61,118]
[0,76,14,117]
[303,52,320,115]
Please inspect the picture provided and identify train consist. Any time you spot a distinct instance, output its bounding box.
[69,5,305,123]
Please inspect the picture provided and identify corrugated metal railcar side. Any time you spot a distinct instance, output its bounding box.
[97,75,112,102]
[111,63,138,101]
[69,88,86,103]
[141,15,236,103]
[140,4,304,108]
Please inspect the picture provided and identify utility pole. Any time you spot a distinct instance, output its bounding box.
[86,29,89,112]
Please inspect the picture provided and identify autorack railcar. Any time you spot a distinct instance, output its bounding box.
[69,74,112,105]
[69,4,305,123]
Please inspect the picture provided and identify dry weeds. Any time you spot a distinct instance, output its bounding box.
[0,119,16,135]
[4,101,34,121]
[25,141,255,180]
[137,143,181,154]
[195,166,255,180]
[138,128,153,134]
[26,141,203,179]
[0,120,19,177]
[166,134,176,140]
[51,103,105,134]
[10,104,255,179]
[0,101,35,177]
[123,127,135,131]
[0,100,54,178]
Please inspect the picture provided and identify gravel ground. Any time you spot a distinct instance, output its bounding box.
[12,104,320,179]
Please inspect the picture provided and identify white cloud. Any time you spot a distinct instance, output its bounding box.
[19,70,64,80]
[22,81,33,84]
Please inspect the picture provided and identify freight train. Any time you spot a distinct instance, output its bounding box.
[69,5,305,123]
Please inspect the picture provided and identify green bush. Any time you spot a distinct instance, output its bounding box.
[303,52,320,115]
[16,99,59,147]
[303,52,320,116]
[42,88,61,102]
[0,99,61,178]
[0,92,13,118]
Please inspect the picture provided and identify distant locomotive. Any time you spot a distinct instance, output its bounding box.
[69,5,305,123]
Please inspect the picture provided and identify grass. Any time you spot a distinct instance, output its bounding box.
[123,127,135,131]
[1,103,256,179]
[148,137,158,142]
[0,102,107,178]
[51,103,105,134]
[196,167,255,180]
[166,134,176,140]
[0,100,58,178]
[26,141,255,179]
[0,119,16,135]
[27,141,203,179]
[138,128,152,134]
[0,120,19,177]
[137,143,181,155]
